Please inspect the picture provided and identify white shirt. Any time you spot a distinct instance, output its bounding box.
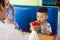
[0,20,25,40]
[29,31,39,40]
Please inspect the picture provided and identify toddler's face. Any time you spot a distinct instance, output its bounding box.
[36,12,48,23]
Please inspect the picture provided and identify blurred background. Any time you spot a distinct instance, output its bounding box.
[9,0,60,38]
[0,0,60,39]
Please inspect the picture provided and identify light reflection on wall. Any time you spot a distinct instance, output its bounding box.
[9,0,38,6]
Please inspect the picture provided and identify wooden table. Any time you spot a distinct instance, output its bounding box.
[23,32,55,40]
[38,34,55,40]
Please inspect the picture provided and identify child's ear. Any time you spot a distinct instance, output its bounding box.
[45,16,48,20]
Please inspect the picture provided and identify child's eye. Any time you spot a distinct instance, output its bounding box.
[41,17,42,18]
[40,17,43,18]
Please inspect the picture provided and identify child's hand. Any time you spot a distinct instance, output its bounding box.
[42,26,47,31]
[41,25,47,33]
[42,26,51,35]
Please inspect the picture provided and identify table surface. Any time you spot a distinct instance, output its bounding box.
[23,32,55,40]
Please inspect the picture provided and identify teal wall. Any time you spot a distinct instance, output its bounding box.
[43,0,54,5]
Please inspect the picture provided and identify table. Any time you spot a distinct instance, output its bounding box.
[23,32,55,40]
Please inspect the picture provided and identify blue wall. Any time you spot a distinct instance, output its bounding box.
[14,6,58,34]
